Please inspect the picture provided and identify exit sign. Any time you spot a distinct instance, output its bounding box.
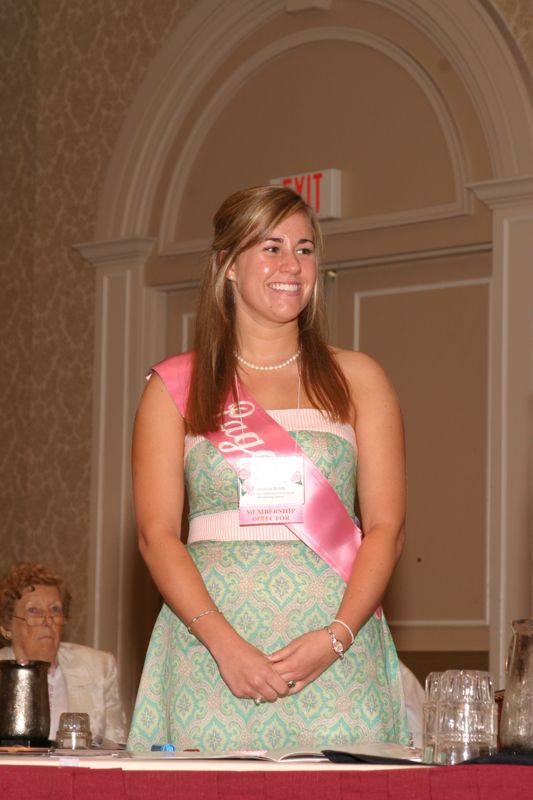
[270,169,341,219]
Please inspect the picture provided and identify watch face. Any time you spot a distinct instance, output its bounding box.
[333,641,343,654]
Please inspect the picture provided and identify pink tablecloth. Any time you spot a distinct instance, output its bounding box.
[1,763,532,800]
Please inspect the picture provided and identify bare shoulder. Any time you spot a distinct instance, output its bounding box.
[329,347,402,429]
[134,371,184,444]
[330,346,396,396]
[138,371,182,418]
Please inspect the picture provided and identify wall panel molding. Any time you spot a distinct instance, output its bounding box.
[469,177,533,685]
[350,273,491,654]
[74,237,157,712]
[352,276,491,350]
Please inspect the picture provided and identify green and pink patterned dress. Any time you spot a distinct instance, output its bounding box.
[127,408,408,751]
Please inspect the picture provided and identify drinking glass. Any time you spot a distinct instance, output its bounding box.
[55,712,92,749]
[422,671,443,763]
[433,670,497,765]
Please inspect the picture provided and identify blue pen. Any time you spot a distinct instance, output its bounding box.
[151,743,176,751]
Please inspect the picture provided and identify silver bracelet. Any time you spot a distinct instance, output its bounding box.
[324,625,345,659]
[186,608,222,634]
[332,618,355,644]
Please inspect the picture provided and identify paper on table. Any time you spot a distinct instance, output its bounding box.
[133,742,421,764]
[135,748,328,763]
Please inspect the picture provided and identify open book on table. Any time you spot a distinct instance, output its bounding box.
[138,742,422,763]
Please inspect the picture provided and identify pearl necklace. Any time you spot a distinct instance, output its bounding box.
[235,349,301,371]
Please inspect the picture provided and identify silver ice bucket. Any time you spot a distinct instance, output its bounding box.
[0,659,50,742]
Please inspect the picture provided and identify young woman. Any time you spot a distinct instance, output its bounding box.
[128,185,408,751]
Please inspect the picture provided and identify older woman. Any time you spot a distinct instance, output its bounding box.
[0,562,127,746]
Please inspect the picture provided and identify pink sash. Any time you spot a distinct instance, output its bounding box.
[152,352,362,584]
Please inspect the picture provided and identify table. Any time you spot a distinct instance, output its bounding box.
[1,755,532,799]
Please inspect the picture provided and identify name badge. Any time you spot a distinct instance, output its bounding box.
[237,456,305,525]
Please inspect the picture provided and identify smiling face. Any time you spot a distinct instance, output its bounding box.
[225,211,317,329]
[4,585,64,665]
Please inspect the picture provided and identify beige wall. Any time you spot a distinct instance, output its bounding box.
[0,0,531,660]
[491,0,533,68]
[0,0,192,643]
[1,1,37,568]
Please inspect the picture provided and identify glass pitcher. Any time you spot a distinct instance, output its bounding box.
[500,619,533,752]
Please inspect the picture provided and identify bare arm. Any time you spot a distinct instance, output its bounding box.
[334,349,406,633]
[269,350,405,686]
[133,373,211,620]
[133,372,289,701]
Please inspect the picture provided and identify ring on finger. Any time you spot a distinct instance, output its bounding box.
[254,697,263,706]
[287,680,296,689]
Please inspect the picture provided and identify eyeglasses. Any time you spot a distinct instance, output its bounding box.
[12,610,66,627]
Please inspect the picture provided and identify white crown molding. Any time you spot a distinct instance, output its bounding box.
[320,200,471,236]
[163,238,490,267]
[159,198,472,257]
[159,26,470,249]
[74,238,157,269]
[327,242,491,272]
[468,176,533,209]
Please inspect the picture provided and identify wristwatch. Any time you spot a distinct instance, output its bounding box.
[324,625,345,659]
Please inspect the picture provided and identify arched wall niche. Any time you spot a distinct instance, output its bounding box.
[77,0,533,712]
[159,28,474,248]
[93,0,532,243]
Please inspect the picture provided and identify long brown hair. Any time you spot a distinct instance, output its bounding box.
[187,185,351,433]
